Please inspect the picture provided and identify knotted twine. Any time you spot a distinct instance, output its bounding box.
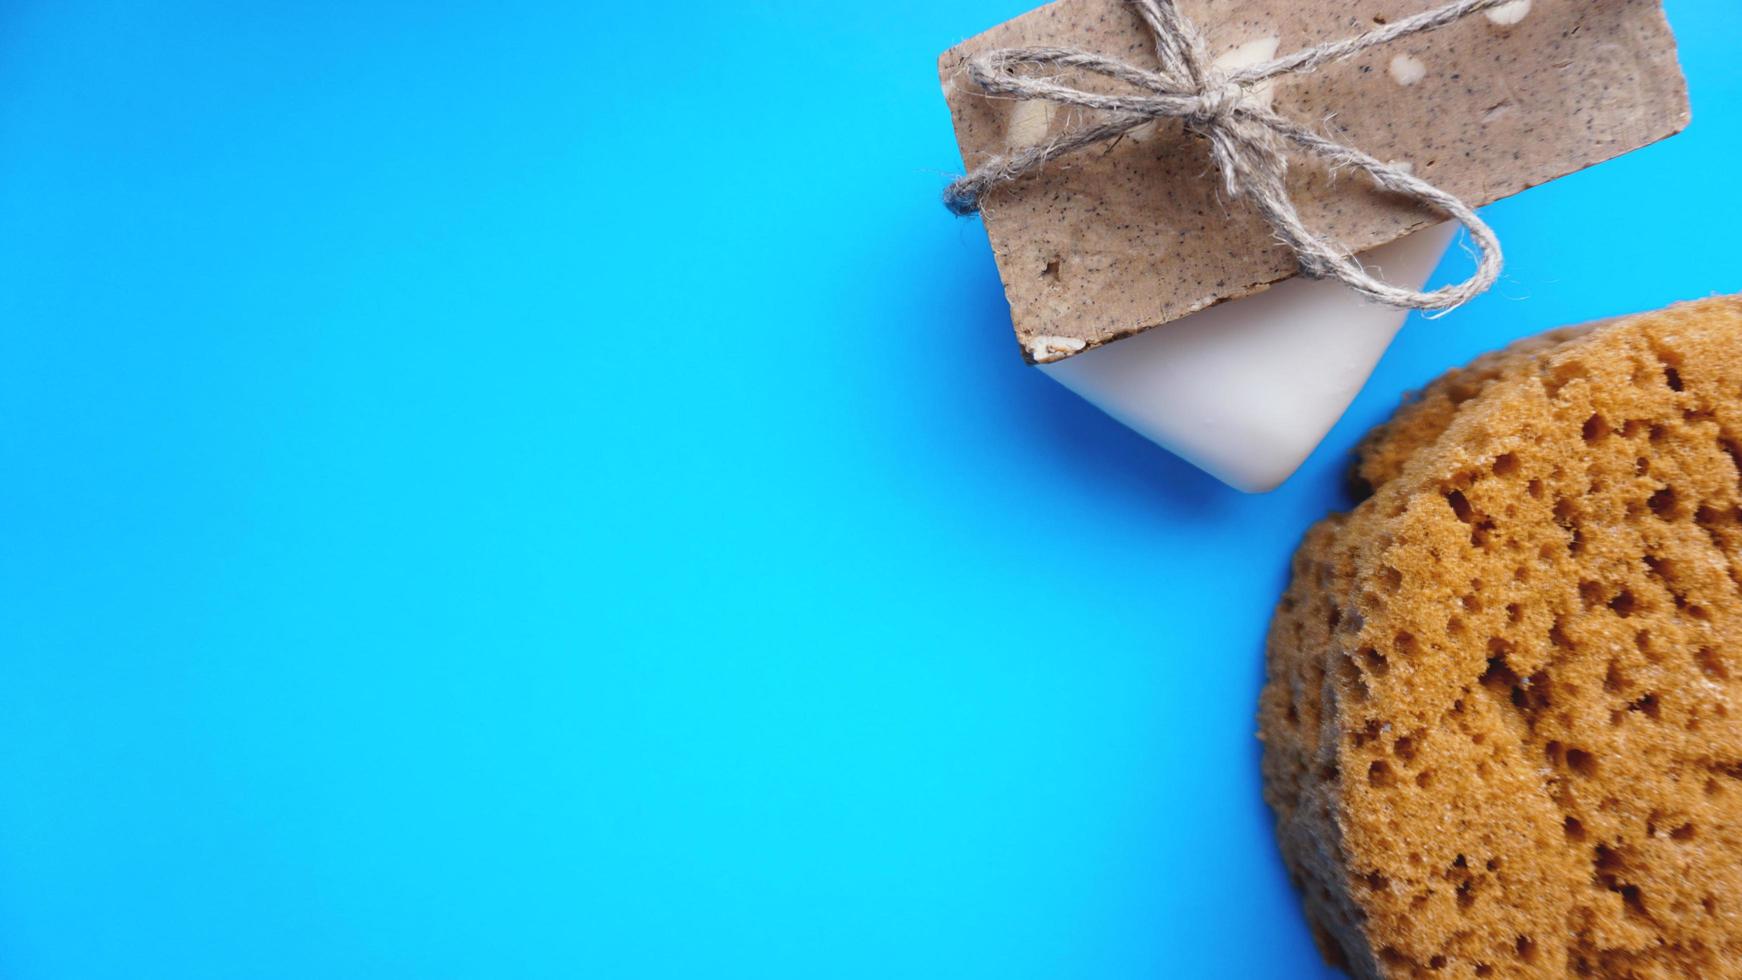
[943,0,1513,311]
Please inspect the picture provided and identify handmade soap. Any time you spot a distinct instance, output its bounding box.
[1041,224,1453,492]
[939,0,1690,491]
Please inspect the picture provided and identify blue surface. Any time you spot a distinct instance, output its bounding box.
[0,1,1735,977]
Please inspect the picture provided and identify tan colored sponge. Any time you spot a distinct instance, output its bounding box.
[1259,296,1742,978]
[1352,323,1597,494]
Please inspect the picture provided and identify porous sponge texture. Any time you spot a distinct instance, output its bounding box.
[1260,296,1742,979]
[1354,324,1597,494]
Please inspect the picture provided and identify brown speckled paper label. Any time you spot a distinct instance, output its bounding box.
[939,0,1689,362]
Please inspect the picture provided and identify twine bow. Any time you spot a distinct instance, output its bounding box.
[944,0,1513,311]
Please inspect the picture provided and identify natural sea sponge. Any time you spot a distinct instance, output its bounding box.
[1260,296,1742,978]
[1352,324,1597,495]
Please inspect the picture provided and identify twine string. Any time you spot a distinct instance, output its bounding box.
[944,0,1512,311]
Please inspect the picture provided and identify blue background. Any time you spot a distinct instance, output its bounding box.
[0,1,1734,977]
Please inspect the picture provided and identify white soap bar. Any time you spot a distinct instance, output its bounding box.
[1038,222,1455,493]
